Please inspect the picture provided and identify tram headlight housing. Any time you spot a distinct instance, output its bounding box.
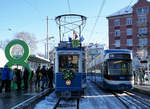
[66,80,71,85]
[109,54,114,58]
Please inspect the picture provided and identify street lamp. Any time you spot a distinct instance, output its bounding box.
[46,36,54,60]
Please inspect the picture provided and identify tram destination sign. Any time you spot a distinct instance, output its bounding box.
[109,54,131,59]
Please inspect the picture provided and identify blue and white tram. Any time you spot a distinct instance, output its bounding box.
[100,49,134,90]
[54,42,86,97]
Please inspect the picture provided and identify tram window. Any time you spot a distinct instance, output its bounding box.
[59,55,79,72]
[108,60,131,75]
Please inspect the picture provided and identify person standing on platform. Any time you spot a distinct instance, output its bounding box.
[35,65,41,89]
[0,65,12,93]
[47,66,54,89]
[14,68,22,91]
[23,67,29,90]
[29,70,34,90]
[40,65,47,90]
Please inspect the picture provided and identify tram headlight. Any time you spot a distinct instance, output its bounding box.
[66,80,71,85]
[109,54,114,58]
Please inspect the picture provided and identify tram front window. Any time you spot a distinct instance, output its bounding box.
[59,55,79,72]
[108,60,132,75]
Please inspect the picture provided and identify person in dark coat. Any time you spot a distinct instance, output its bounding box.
[29,70,34,89]
[23,67,29,90]
[14,68,22,91]
[0,65,12,93]
[35,65,41,89]
[40,65,47,90]
[47,66,54,89]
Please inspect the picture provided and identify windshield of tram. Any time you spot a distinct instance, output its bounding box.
[108,60,132,75]
[59,55,79,72]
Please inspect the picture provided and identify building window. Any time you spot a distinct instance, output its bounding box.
[127,39,133,46]
[114,19,120,26]
[138,27,147,34]
[115,40,120,47]
[138,16,147,23]
[139,38,147,46]
[126,18,132,25]
[136,7,149,15]
[115,30,120,36]
[126,28,132,36]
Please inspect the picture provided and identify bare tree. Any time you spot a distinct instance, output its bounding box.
[0,39,10,50]
[14,32,38,54]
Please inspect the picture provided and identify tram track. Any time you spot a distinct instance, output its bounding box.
[53,98,80,109]
[91,79,150,109]
[53,98,61,109]
[124,91,150,108]
[112,92,130,109]
[112,91,150,109]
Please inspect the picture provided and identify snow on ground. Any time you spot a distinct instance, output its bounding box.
[57,99,76,109]
[34,80,126,109]
[79,81,126,109]
[131,91,150,103]
[34,76,150,109]
[117,93,149,109]
[34,92,58,109]
[144,80,150,85]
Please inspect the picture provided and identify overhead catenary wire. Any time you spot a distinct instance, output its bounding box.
[89,0,106,41]
[125,0,135,12]
[22,0,42,18]
[67,0,71,13]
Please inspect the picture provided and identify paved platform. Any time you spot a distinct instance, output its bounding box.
[0,88,52,109]
[133,84,150,97]
[0,81,150,109]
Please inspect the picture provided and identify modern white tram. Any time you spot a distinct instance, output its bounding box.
[91,49,134,90]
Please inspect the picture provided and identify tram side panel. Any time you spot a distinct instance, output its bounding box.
[55,72,82,92]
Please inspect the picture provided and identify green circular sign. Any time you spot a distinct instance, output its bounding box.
[5,39,29,63]
[5,39,31,80]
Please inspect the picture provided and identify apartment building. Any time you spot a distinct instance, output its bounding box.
[107,0,150,60]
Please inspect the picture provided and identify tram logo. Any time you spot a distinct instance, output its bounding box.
[72,39,80,47]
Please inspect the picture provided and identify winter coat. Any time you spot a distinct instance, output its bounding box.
[1,67,12,80]
[40,67,47,77]
[23,68,29,80]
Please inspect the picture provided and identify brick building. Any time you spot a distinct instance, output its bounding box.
[107,0,150,60]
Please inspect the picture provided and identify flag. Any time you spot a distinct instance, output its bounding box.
[68,37,72,42]
[73,30,78,39]
[80,36,84,42]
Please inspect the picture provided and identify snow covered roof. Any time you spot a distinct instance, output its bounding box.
[107,6,133,18]
[29,54,50,63]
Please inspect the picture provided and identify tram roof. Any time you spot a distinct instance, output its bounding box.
[56,47,85,51]
[28,55,50,63]
[104,49,132,55]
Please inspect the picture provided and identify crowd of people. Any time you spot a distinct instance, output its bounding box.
[134,68,149,85]
[35,65,54,90]
[0,64,54,93]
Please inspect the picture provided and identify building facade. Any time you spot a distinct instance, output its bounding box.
[107,0,150,61]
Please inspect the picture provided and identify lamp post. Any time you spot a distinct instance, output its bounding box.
[46,36,54,60]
